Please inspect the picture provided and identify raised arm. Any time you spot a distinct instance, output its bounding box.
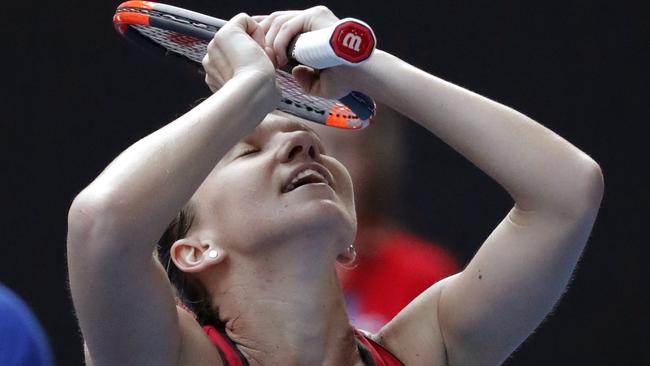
[350,51,603,364]
[67,15,278,366]
[260,7,602,363]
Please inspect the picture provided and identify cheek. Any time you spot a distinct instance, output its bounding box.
[197,165,275,230]
[331,160,353,198]
[331,161,356,213]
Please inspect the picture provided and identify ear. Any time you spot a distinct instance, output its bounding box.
[336,244,358,270]
[170,238,226,273]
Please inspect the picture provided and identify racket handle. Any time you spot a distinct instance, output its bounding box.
[288,18,376,69]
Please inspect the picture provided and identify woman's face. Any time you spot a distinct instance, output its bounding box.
[192,113,357,254]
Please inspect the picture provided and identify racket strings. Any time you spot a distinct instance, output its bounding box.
[131,25,363,124]
[277,72,359,120]
[133,25,208,63]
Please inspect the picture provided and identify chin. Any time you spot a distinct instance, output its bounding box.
[288,199,357,244]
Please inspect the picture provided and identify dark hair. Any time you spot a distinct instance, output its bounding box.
[156,203,220,326]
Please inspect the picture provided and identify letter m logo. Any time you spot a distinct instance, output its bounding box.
[342,33,362,52]
[330,20,375,63]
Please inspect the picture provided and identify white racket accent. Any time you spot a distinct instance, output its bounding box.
[292,18,376,69]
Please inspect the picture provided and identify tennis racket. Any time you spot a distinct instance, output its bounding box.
[113,1,377,129]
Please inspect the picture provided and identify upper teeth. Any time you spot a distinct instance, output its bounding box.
[285,169,326,191]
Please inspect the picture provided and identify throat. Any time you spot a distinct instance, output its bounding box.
[214,262,360,365]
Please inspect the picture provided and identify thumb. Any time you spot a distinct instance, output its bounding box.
[292,65,319,94]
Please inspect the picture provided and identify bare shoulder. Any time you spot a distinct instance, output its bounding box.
[84,307,223,366]
[176,306,225,366]
[370,275,459,366]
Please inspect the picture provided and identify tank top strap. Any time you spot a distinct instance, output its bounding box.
[202,324,402,366]
[202,325,250,366]
[353,328,405,366]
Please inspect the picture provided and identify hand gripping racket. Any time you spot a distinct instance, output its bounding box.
[113,1,377,129]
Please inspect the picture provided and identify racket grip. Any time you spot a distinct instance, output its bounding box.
[288,18,376,69]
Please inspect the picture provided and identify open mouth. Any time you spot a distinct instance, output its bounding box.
[282,168,331,193]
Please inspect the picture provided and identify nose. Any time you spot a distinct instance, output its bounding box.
[278,131,321,163]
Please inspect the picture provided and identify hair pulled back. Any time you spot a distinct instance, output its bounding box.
[156,203,220,326]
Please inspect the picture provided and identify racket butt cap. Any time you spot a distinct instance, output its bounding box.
[292,18,376,69]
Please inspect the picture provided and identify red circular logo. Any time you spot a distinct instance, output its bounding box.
[329,21,375,63]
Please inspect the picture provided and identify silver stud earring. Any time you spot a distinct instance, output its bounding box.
[338,244,358,269]
[207,250,218,259]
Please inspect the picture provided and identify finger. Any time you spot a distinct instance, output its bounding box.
[251,15,267,22]
[272,15,310,67]
[268,7,338,68]
[257,12,279,33]
[229,12,256,33]
[247,19,276,66]
[258,11,295,34]
[245,17,266,48]
[223,13,274,65]
[225,12,263,38]
[229,14,268,51]
[264,12,299,48]
[224,12,249,30]
[292,65,318,94]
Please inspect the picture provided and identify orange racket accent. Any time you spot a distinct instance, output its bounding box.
[112,1,376,128]
[325,104,362,129]
[114,1,154,32]
[117,1,155,10]
[113,12,151,34]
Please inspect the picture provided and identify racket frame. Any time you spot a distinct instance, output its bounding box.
[113,1,376,129]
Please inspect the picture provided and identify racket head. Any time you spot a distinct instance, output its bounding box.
[113,1,375,129]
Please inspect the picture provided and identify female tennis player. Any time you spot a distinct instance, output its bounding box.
[67,6,603,366]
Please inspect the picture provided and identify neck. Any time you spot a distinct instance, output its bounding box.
[209,236,363,366]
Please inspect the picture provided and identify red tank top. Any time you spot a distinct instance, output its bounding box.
[202,325,404,366]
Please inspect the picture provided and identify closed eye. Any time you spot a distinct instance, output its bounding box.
[238,148,260,158]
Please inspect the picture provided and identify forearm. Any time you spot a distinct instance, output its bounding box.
[354,51,602,215]
[71,71,277,245]
[349,53,603,365]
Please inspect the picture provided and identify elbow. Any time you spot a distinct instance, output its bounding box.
[576,158,604,212]
[68,188,110,231]
[559,157,604,219]
[584,159,604,203]
[67,188,123,252]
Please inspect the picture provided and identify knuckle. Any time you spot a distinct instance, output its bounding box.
[210,33,226,49]
[313,5,331,15]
